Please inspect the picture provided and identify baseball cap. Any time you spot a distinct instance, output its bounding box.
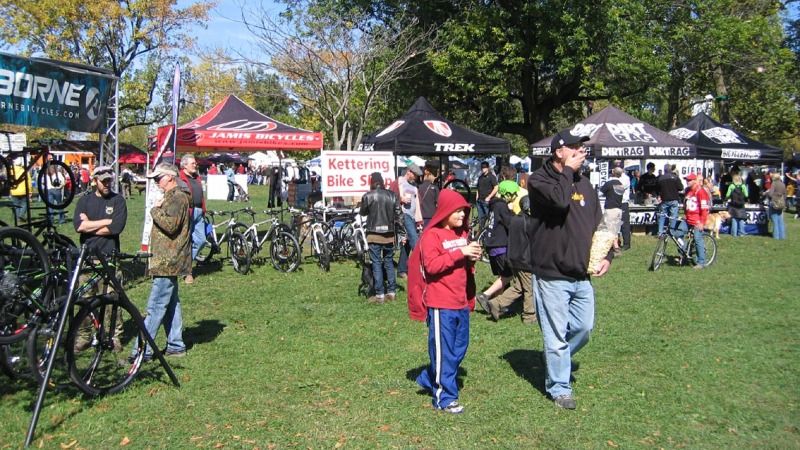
[685,173,698,181]
[92,166,114,181]
[551,129,590,150]
[146,162,179,179]
[407,162,422,177]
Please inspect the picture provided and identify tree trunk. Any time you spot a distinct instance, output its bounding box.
[713,66,730,125]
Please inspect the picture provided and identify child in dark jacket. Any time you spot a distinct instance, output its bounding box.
[407,189,482,414]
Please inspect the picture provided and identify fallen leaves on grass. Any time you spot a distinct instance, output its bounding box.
[59,440,78,449]
[120,436,131,446]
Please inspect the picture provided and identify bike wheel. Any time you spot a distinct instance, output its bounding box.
[443,178,472,204]
[37,160,77,210]
[26,318,70,385]
[1,339,32,380]
[650,235,668,271]
[229,232,251,275]
[0,156,11,195]
[313,229,331,272]
[338,222,358,257]
[269,231,301,273]
[688,232,717,267]
[0,227,52,344]
[354,230,370,266]
[65,294,145,396]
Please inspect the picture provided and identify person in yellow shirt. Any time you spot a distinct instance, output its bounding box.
[9,164,32,221]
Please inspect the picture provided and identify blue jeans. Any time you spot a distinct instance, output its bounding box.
[476,200,490,229]
[656,200,680,235]
[533,275,594,398]
[730,217,747,237]
[397,214,419,275]
[368,242,396,296]
[11,196,28,221]
[769,207,786,239]
[190,208,206,260]
[134,276,186,358]
[416,307,470,410]
[691,226,706,266]
[47,190,65,223]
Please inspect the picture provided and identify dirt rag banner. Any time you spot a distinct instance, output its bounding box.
[0,52,114,132]
[320,150,395,198]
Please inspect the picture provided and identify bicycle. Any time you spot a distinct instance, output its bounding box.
[195,209,251,274]
[0,136,77,211]
[238,208,301,273]
[468,215,489,263]
[288,207,332,272]
[650,215,717,271]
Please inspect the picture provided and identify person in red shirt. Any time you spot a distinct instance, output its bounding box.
[684,173,711,269]
[407,189,482,414]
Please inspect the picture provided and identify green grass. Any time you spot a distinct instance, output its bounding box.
[1,186,798,449]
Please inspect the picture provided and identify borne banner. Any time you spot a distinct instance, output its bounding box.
[320,150,395,198]
[0,52,114,132]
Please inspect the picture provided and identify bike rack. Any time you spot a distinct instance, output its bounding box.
[24,245,180,448]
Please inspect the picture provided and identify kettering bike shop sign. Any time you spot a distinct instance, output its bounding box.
[0,52,114,133]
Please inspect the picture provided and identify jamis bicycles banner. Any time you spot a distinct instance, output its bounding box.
[321,150,395,197]
[0,52,115,133]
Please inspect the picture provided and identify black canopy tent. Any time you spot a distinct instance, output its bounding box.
[530,106,695,159]
[668,112,783,165]
[360,97,511,156]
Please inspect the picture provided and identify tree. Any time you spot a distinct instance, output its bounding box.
[0,0,214,130]
[236,3,435,150]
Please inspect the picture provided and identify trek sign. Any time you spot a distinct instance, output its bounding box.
[0,53,114,132]
[321,150,395,197]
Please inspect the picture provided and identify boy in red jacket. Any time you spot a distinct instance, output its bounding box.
[408,190,482,414]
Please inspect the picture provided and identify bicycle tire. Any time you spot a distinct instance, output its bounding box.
[354,229,370,266]
[338,222,358,257]
[225,221,249,258]
[688,232,717,267]
[0,227,52,344]
[650,235,668,271]
[0,156,11,195]
[196,216,218,264]
[65,294,145,396]
[313,229,331,272]
[1,340,32,380]
[229,232,251,275]
[37,160,77,210]
[269,231,301,273]
[443,178,472,202]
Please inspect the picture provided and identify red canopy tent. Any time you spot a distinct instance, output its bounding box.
[174,95,323,152]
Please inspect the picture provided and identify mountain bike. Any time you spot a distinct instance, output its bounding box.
[289,207,332,272]
[0,136,77,210]
[195,209,251,274]
[238,208,301,273]
[650,215,717,271]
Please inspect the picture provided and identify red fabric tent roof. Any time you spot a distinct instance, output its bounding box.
[175,95,323,152]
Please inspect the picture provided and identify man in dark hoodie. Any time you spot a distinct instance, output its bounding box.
[527,129,612,410]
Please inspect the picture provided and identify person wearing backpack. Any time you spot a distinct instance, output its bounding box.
[725,173,749,237]
[764,173,786,239]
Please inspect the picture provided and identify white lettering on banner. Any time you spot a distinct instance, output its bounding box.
[649,146,692,157]
[207,120,277,131]
[320,150,395,198]
[0,68,84,107]
[434,143,475,152]
[571,123,602,138]
[606,123,657,143]
[629,209,766,226]
[600,147,645,157]
[530,147,552,156]
[702,127,744,144]
[357,143,375,151]
[669,128,697,140]
[721,149,760,160]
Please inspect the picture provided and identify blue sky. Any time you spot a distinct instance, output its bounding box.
[181,0,282,58]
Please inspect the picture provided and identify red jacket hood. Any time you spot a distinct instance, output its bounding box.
[424,189,470,233]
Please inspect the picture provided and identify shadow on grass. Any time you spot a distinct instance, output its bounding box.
[405,364,467,395]
[183,319,225,350]
[193,260,224,276]
[501,349,547,397]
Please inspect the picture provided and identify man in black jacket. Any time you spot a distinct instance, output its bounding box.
[359,172,405,304]
[527,129,612,410]
[656,164,684,235]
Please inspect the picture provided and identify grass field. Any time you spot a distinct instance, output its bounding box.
[1,185,798,449]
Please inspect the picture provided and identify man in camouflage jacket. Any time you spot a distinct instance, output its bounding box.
[132,163,190,360]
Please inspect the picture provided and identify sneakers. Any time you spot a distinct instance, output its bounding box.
[385,293,396,302]
[486,300,501,321]
[476,293,491,314]
[693,264,705,270]
[553,394,577,410]
[165,348,187,358]
[184,274,194,284]
[368,295,385,304]
[438,401,465,414]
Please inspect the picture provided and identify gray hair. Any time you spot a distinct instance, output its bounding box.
[180,154,196,168]
[612,167,624,177]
